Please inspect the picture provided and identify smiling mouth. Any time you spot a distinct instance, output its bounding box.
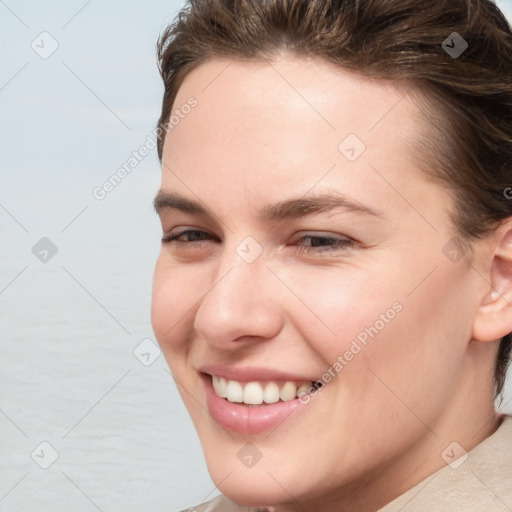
[209,374,322,406]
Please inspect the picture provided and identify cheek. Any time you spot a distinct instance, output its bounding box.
[279,263,401,360]
[354,265,475,423]
[151,257,197,355]
[281,259,473,414]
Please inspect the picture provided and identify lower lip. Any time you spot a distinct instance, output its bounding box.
[201,374,307,434]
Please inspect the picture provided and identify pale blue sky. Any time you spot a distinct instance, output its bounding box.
[1,1,184,227]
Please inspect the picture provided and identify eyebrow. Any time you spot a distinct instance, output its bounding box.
[153,190,383,222]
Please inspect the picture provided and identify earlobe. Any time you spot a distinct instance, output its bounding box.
[473,286,512,343]
[481,289,500,306]
[472,222,512,342]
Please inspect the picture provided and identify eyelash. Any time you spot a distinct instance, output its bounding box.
[161,230,354,253]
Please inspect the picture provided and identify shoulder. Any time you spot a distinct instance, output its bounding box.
[380,414,512,512]
[179,494,265,512]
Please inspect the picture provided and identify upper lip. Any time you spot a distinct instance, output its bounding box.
[198,364,317,382]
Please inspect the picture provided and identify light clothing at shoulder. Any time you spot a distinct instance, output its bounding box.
[380,414,512,512]
[180,494,263,511]
[182,414,512,512]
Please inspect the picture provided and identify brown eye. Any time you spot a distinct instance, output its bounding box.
[161,229,217,245]
[293,234,354,253]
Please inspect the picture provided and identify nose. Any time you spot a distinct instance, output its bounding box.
[193,247,284,349]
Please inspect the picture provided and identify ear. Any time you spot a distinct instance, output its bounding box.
[472,221,512,342]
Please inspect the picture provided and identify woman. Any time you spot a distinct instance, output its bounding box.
[151,0,512,510]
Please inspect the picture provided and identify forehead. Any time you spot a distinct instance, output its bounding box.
[171,55,421,134]
[161,56,447,227]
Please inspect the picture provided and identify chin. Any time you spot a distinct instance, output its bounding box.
[204,450,318,509]
[213,471,285,508]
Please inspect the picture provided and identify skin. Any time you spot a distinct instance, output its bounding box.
[151,56,510,511]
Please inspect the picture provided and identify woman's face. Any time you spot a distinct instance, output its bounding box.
[151,57,488,509]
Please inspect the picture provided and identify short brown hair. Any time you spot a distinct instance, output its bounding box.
[156,0,512,398]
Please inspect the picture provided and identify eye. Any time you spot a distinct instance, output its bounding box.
[291,233,355,253]
[161,229,217,246]
[161,229,355,254]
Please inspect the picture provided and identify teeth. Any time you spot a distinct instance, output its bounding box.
[263,382,280,404]
[279,381,297,402]
[244,382,263,404]
[296,383,310,397]
[226,380,243,402]
[212,375,227,398]
[211,375,313,405]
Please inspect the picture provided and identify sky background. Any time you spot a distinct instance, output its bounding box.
[1,1,512,511]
